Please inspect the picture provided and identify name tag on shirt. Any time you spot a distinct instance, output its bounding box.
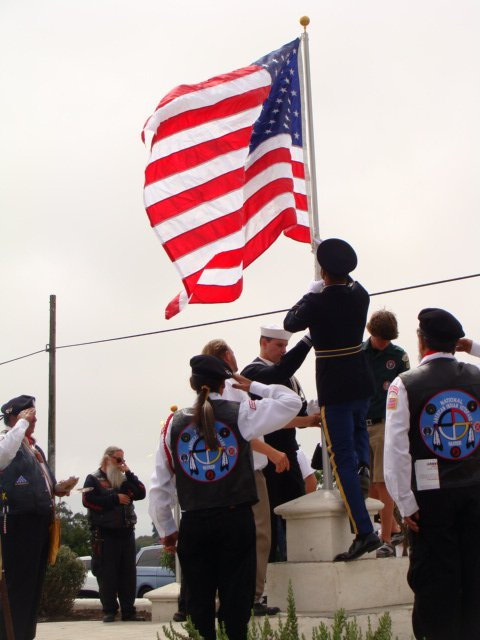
[414,459,440,491]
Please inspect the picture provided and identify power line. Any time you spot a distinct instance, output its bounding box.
[0,349,48,366]
[1,272,479,367]
[370,273,479,296]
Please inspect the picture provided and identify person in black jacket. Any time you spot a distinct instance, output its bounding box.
[284,238,379,562]
[385,309,480,640]
[241,324,313,560]
[83,447,146,623]
[0,394,77,640]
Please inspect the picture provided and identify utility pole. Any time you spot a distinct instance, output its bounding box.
[47,294,56,475]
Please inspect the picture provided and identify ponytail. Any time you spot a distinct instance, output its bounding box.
[191,377,220,450]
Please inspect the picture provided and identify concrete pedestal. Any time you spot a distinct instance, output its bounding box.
[267,557,412,615]
[270,489,414,615]
[146,581,180,623]
[275,489,383,562]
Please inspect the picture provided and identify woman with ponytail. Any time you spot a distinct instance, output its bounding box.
[149,354,302,640]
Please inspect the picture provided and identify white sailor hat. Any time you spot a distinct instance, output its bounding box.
[260,324,292,341]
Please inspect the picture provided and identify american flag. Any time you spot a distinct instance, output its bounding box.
[142,38,310,319]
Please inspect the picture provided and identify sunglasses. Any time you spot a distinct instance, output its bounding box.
[111,456,125,464]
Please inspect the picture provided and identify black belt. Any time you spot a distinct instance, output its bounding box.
[315,344,362,359]
[366,418,384,426]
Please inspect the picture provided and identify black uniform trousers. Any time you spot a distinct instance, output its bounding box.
[408,486,480,640]
[263,453,305,561]
[94,527,137,618]
[0,513,50,640]
[177,504,256,640]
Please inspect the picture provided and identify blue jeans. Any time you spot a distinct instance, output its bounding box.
[321,398,373,536]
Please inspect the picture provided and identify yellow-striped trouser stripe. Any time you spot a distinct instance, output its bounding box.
[320,405,358,535]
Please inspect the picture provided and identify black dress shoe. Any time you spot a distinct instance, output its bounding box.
[333,532,381,562]
[173,611,187,622]
[103,614,116,623]
[253,602,281,616]
[121,614,146,621]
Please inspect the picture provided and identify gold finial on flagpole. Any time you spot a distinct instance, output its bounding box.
[170,405,178,412]
[300,16,310,32]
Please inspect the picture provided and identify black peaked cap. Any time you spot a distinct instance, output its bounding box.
[418,308,465,341]
[1,395,36,417]
[190,355,233,380]
[316,238,357,276]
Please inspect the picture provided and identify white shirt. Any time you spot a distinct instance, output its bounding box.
[0,419,29,471]
[296,448,315,480]
[384,348,480,517]
[471,342,480,358]
[222,380,267,471]
[148,380,301,537]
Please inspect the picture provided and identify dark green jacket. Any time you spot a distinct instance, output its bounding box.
[363,339,410,420]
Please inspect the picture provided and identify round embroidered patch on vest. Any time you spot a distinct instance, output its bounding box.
[176,422,239,482]
[420,389,480,460]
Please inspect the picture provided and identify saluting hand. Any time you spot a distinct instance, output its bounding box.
[231,373,252,393]
[17,408,36,425]
[456,338,473,353]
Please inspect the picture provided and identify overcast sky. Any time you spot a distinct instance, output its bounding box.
[1,0,479,534]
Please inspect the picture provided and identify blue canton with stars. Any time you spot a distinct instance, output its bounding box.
[250,38,302,154]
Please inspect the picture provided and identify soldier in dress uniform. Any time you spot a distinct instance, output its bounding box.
[284,238,379,561]
[385,309,480,640]
[148,355,301,640]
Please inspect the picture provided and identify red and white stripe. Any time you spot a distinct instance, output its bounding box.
[143,64,309,319]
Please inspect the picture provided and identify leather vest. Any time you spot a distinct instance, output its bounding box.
[401,358,480,490]
[170,400,257,511]
[0,433,53,516]
[87,470,137,529]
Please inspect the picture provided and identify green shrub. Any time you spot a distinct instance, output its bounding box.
[160,547,176,573]
[311,608,394,640]
[39,545,86,618]
[159,582,397,640]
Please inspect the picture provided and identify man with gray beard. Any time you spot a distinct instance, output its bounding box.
[83,446,146,623]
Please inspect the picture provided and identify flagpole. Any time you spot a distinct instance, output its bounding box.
[299,16,334,490]
[299,16,321,280]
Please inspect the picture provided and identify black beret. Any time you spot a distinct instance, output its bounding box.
[418,308,465,342]
[316,238,357,276]
[190,355,233,380]
[1,395,36,417]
